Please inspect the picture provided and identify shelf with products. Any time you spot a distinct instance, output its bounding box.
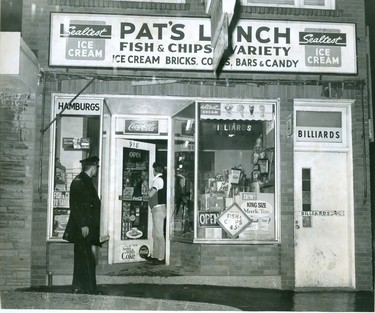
[121,146,150,241]
[52,208,70,238]
[54,159,67,190]
[121,200,148,240]
[53,190,70,208]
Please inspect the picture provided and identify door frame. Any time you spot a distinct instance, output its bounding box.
[107,114,173,265]
[293,99,355,288]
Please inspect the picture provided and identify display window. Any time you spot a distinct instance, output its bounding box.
[195,100,279,243]
[47,94,104,241]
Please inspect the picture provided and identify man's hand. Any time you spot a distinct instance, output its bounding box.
[81,226,89,238]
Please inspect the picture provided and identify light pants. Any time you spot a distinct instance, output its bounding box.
[152,204,166,260]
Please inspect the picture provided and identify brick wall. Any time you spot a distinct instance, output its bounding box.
[0,92,37,291]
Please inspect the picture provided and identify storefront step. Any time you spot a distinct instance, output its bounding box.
[51,274,282,289]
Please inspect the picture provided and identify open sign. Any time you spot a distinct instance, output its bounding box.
[198,211,221,227]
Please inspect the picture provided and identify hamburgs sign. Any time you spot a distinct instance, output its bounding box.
[54,96,103,116]
[49,13,356,74]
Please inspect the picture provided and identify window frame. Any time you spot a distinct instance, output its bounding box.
[238,0,335,10]
[193,99,281,245]
[47,94,104,242]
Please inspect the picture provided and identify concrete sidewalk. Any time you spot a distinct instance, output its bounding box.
[0,290,237,311]
[1,284,374,311]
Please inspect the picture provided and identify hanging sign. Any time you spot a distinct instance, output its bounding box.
[49,13,357,74]
[54,95,103,116]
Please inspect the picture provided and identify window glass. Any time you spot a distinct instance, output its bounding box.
[172,103,195,241]
[303,0,325,5]
[196,102,277,242]
[239,0,333,9]
[51,115,101,240]
[242,0,294,5]
[296,111,341,127]
[48,96,103,241]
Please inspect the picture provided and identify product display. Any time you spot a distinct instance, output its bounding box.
[120,147,150,240]
[197,102,276,241]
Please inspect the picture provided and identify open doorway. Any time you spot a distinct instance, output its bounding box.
[102,96,193,265]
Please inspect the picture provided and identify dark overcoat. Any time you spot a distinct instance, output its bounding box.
[64,171,101,246]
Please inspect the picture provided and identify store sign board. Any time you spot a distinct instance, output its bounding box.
[296,126,342,143]
[54,96,103,116]
[118,243,149,262]
[200,102,274,120]
[198,211,221,227]
[49,13,357,74]
[236,192,275,239]
[124,120,159,134]
[62,137,90,150]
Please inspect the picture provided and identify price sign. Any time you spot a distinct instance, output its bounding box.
[217,203,251,238]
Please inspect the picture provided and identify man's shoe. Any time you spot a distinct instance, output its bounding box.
[91,290,104,295]
[73,288,84,294]
[152,259,165,265]
[145,255,156,262]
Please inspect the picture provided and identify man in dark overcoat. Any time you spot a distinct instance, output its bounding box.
[63,156,101,294]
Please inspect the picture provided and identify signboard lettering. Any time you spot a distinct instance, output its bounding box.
[125,120,159,134]
[54,96,102,116]
[50,13,357,74]
[121,246,136,260]
[57,101,100,112]
[296,127,342,143]
[198,211,221,227]
[301,210,344,216]
[217,203,251,238]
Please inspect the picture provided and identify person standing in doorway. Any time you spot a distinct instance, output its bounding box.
[63,156,102,294]
[144,162,166,265]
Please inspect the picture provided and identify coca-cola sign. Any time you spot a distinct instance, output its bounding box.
[125,120,159,134]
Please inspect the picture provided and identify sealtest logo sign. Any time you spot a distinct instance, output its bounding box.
[200,103,221,116]
[299,29,346,67]
[60,21,112,60]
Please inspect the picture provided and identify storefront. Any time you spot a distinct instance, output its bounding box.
[46,90,358,288]
[48,94,279,262]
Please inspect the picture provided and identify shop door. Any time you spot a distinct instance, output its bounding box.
[294,151,354,288]
[112,139,156,263]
